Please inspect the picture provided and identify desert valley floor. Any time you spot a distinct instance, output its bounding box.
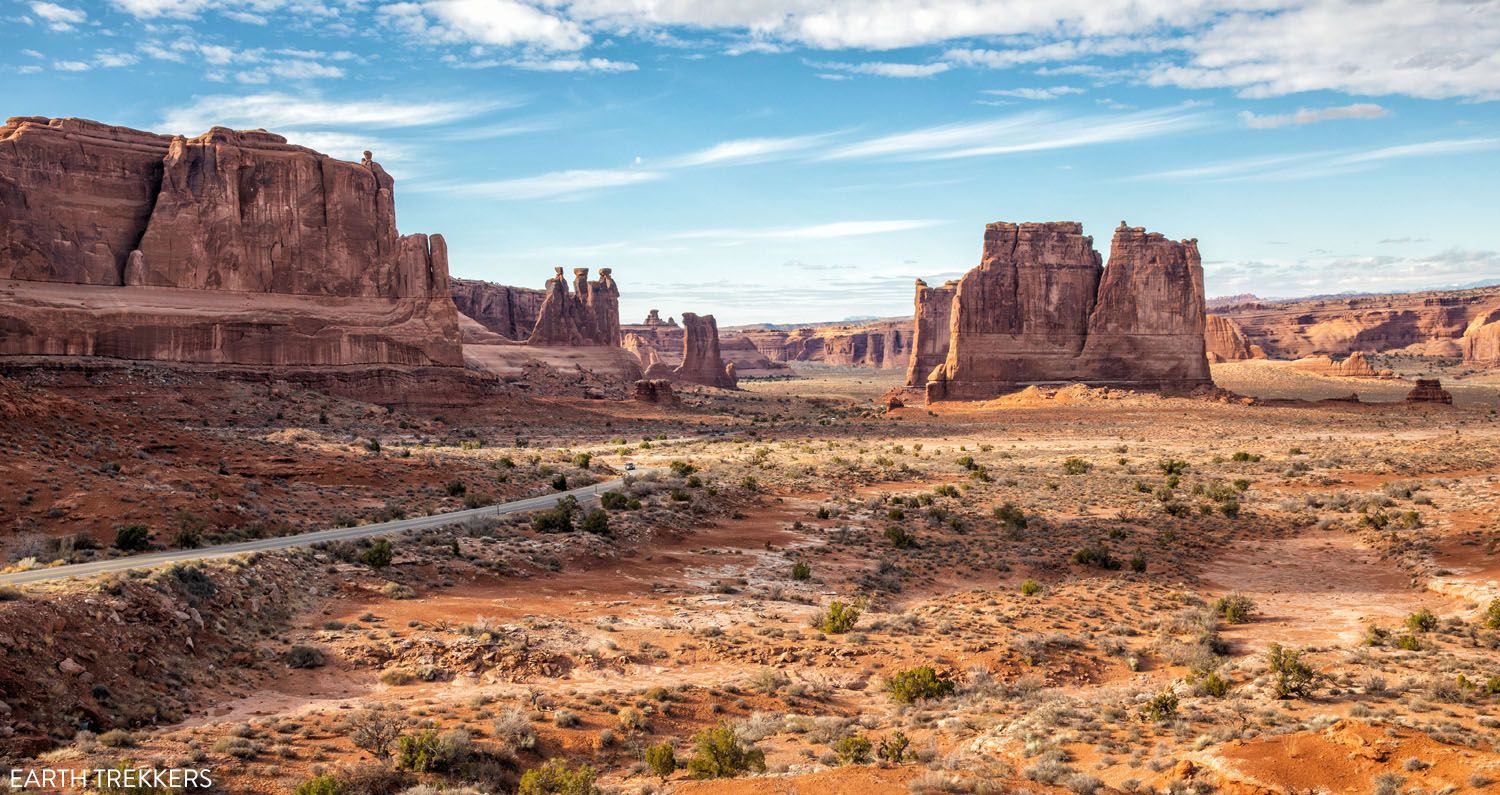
[2,358,1499,795]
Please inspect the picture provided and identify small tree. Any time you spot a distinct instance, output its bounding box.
[816,600,860,634]
[580,508,610,536]
[360,540,393,569]
[1020,579,1042,596]
[1405,608,1438,633]
[1138,689,1179,722]
[1266,643,1317,698]
[791,560,811,581]
[670,460,696,477]
[686,724,765,779]
[877,730,912,763]
[884,526,915,549]
[1486,599,1500,630]
[114,524,151,551]
[644,742,677,782]
[518,758,599,795]
[1215,594,1256,624]
[994,502,1028,537]
[349,706,407,760]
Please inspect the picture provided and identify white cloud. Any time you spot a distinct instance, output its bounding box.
[662,134,830,168]
[30,1,85,30]
[809,60,952,78]
[95,51,139,67]
[472,56,638,72]
[982,85,1085,100]
[1145,137,1500,181]
[401,0,589,50]
[824,106,1207,161]
[1238,102,1389,129]
[1210,248,1500,298]
[53,59,91,71]
[109,0,213,19]
[426,168,665,199]
[159,92,505,133]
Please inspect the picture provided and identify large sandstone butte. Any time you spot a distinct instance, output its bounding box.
[925,221,1211,401]
[905,278,957,387]
[1462,305,1500,367]
[673,312,737,389]
[0,116,460,369]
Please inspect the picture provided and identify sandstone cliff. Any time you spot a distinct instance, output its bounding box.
[1461,305,1500,367]
[739,319,911,369]
[926,221,1211,401]
[905,279,957,386]
[528,267,621,347]
[1211,286,1500,359]
[450,277,545,340]
[673,312,737,389]
[1205,315,1265,362]
[0,117,461,369]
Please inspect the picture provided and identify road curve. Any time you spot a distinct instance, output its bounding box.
[0,471,656,587]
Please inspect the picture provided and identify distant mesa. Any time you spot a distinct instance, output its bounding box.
[1405,379,1453,405]
[921,220,1212,402]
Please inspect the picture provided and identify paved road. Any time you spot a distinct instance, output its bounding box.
[0,471,656,587]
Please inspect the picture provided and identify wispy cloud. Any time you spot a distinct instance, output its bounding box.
[1239,103,1390,129]
[666,219,947,243]
[420,168,665,199]
[808,60,951,78]
[30,1,85,30]
[660,134,831,168]
[824,106,1207,161]
[1145,137,1500,182]
[981,86,1085,101]
[159,92,508,133]
[1209,248,1500,299]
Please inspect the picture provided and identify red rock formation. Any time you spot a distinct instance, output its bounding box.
[926,221,1211,401]
[526,267,621,346]
[450,277,545,340]
[739,318,911,369]
[673,312,736,389]
[642,309,675,327]
[906,278,957,386]
[1205,315,1265,362]
[0,117,461,369]
[1289,351,1377,377]
[623,332,673,378]
[1461,305,1500,366]
[1211,285,1500,359]
[1405,379,1453,404]
[633,378,678,405]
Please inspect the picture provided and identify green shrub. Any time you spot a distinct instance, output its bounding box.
[1405,608,1438,633]
[445,480,467,496]
[1395,634,1422,651]
[294,775,343,795]
[1129,554,1147,573]
[884,666,954,703]
[1062,457,1092,475]
[884,526,915,549]
[645,742,677,781]
[600,491,628,510]
[572,452,592,469]
[1158,459,1190,475]
[1486,600,1500,630]
[114,525,151,551]
[1071,545,1119,570]
[551,473,568,491]
[994,502,1028,536]
[532,505,574,534]
[816,600,860,634]
[1138,689,1178,722]
[791,561,811,581]
[580,508,610,536]
[670,461,696,477]
[360,540,393,569]
[686,724,765,779]
[1231,452,1261,462]
[1215,594,1255,624]
[833,733,872,765]
[518,758,599,795]
[1266,643,1317,698]
[1200,672,1231,697]
[395,729,470,773]
[1020,579,1042,596]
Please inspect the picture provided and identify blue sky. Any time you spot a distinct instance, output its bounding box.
[5,0,1499,325]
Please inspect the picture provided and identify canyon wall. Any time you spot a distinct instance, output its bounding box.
[622,311,787,377]
[450,277,545,341]
[1211,286,1500,359]
[0,116,461,368]
[1463,306,1500,366]
[926,221,1210,401]
[1205,315,1264,362]
[739,319,911,369]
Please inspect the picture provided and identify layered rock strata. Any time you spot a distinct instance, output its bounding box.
[450,277,545,340]
[1204,315,1265,362]
[905,279,957,386]
[926,221,1211,401]
[527,267,621,346]
[673,312,737,389]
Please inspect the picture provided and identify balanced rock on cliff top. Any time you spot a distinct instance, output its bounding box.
[925,221,1211,401]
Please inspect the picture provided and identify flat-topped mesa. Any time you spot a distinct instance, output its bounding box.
[905,278,958,387]
[673,312,737,389]
[450,277,546,341]
[0,116,462,368]
[926,220,1211,401]
[526,267,622,346]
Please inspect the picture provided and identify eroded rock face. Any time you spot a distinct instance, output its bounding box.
[740,319,910,369]
[926,221,1211,401]
[1405,379,1453,404]
[1289,352,1377,377]
[1461,306,1500,367]
[673,312,736,389]
[906,278,957,386]
[527,267,621,346]
[0,117,461,368]
[450,277,545,341]
[1205,315,1264,363]
[633,378,678,404]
